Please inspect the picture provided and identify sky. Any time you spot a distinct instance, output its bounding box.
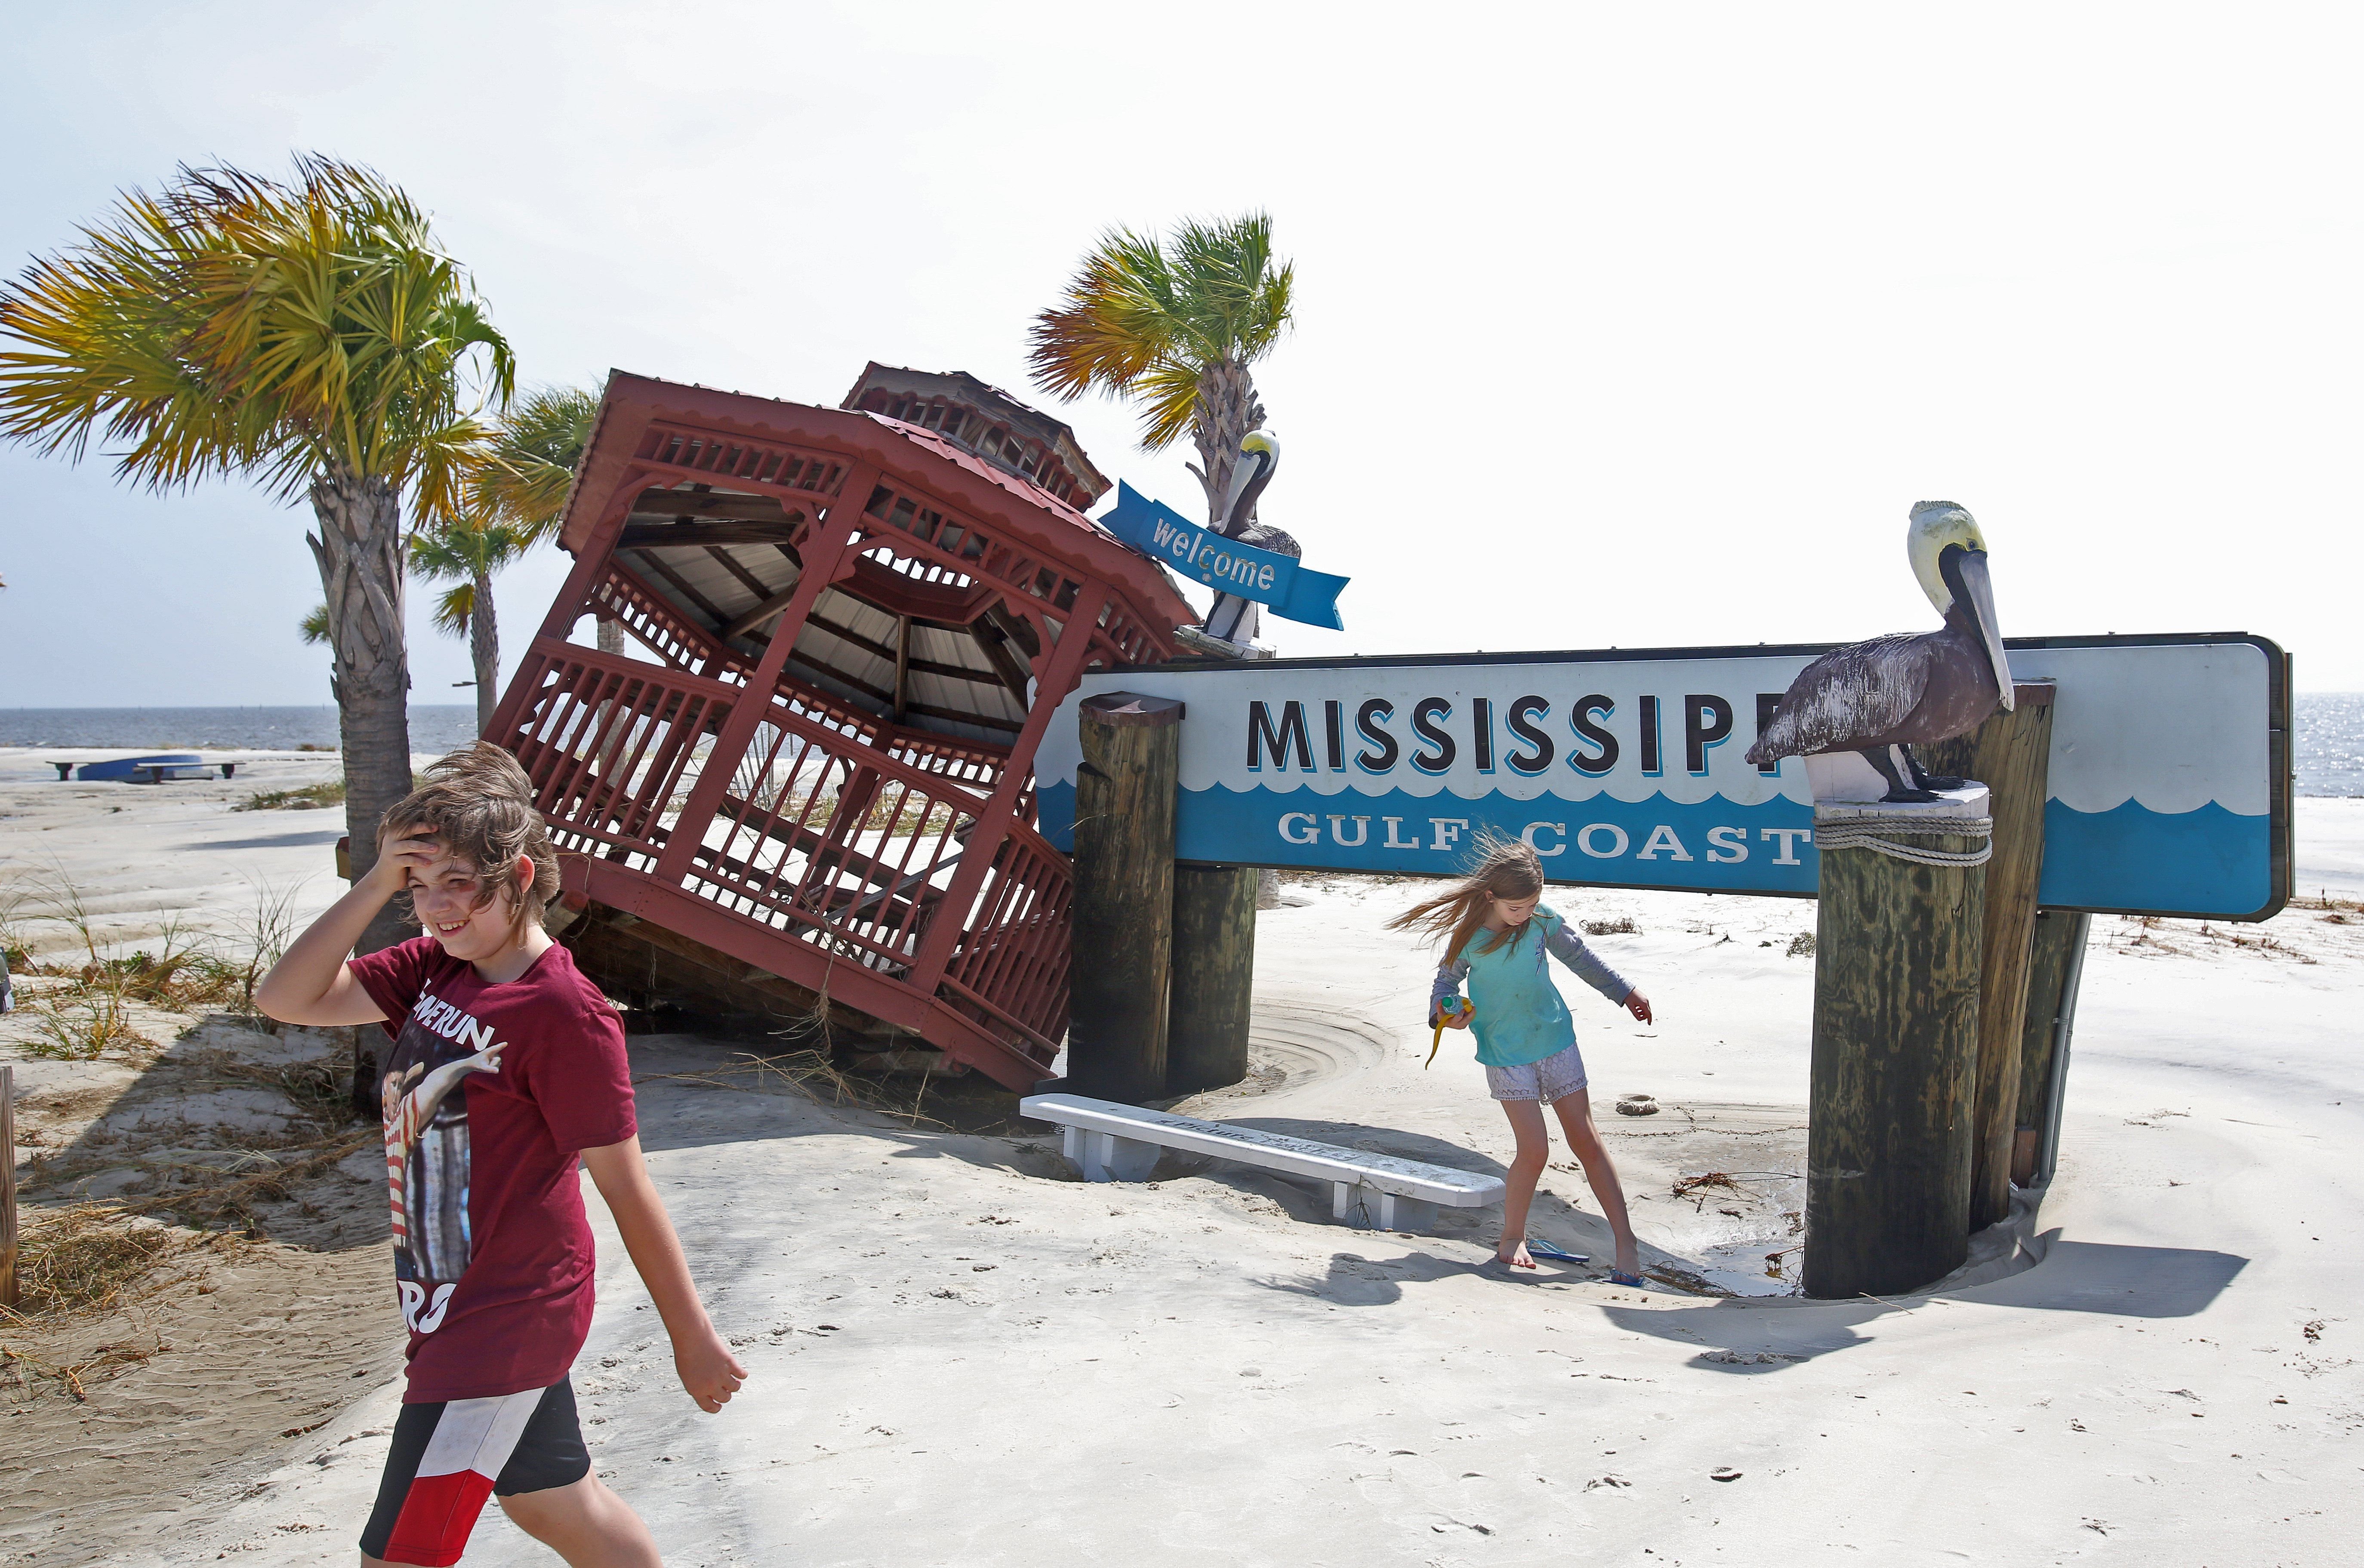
[1,0,2359,710]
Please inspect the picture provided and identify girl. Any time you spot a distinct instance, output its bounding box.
[1389,834,1653,1283]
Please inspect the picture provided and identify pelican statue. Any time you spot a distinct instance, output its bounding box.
[1744,501,2014,803]
[1199,430,1295,647]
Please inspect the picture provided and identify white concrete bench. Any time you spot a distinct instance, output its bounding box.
[1020,1092,1504,1233]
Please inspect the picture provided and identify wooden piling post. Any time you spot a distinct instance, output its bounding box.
[1803,803,1988,1299]
[1066,693,1183,1103]
[2016,909,2093,1185]
[1922,681,2056,1229]
[2,1065,17,1310]
[1167,864,1258,1095]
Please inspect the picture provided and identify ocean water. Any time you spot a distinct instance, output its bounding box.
[2296,693,2364,797]
[4,697,2362,795]
[0,705,483,756]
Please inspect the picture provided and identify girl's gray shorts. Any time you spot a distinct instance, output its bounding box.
[1484,1043,1589,1103]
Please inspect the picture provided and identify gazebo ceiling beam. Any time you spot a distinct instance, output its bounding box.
[842,551,990,623]
[722,583,801,643]
[702,545,778,601]
[804,609,1014,689]
[620,519,803,549]
[627,548,732,628]
[628,487,795,522]
[968,615,1036,699]
[981,600,1043,660]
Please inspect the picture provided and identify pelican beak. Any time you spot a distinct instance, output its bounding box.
[1957,548,2014,711]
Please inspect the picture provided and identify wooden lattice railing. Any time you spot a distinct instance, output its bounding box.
[497,639,1070,1061]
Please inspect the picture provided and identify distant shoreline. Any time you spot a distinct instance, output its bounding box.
[6,694,2363,795]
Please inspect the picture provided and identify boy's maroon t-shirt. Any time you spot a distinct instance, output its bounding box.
[349,936,635,1403]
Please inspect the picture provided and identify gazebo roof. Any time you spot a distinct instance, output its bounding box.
[556,372,1193,746]
[562,373,1182,610]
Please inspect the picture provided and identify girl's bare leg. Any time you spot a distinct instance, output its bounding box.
[495,1475,662,1567]
[1495,1098,1551,1267]
[1553,1090,1640,1276]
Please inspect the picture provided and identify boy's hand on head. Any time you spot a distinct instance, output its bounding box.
[674,1326,748,1414]
[1624,991,1654,1024]
[367,824,443,896]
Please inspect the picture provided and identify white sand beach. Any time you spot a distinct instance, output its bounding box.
[3,752,2358,1566]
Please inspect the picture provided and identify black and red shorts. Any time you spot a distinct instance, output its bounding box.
[360,1378,589,1566]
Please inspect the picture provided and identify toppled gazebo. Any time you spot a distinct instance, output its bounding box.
[488,371,1192,1088]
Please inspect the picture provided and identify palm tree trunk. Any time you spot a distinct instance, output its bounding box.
[469,569,500,735]
[309,464,413,1117]
[597,616,625,656]
[1191,358,1279,908]
[307,460,414,963]
[1191,358,1267,532]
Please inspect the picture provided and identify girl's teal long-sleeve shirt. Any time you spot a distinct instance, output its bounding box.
[1429,905,1632,1068]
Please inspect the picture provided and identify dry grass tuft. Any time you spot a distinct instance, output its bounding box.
[26,990,154,1060]
[234,779,347,813]
[116,1125,379,1230]
[0,1206,210,1320]
[1582,915,1639,936]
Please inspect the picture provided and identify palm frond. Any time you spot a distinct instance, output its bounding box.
[429,580,476,640]
[299,602,331,645]
[409,512,527,582]
[1026,212,1292,453]
[1131,360,1211,454]
[0,156,513,510]
[462,384,597,545]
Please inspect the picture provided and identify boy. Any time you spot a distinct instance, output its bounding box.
[259,744,745,1567]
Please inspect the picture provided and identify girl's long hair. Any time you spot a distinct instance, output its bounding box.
[1385,831,1547,964]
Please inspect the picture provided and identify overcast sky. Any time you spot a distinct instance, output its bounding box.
[2,1,2358,709]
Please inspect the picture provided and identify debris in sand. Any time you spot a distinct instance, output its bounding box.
[1711,1466,1743,1481]
[1616,1094,1659,1117]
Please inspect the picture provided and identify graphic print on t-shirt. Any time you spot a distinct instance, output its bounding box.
[381,986,507,1335]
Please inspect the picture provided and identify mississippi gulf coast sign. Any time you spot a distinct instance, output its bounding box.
[1036,634,2291,921]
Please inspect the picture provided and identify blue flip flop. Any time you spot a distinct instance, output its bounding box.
[1527,1241,1590,1264]
[1607,1270,1646,1288]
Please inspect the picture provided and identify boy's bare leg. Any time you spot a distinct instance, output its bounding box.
[1494,1098,1551,1267]
[1552,1090,1640,1277]
[358,1476,658,1568]
[496,1476,662,1567]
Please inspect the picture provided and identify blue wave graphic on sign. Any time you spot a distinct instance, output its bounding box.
[2038,798,2271,916]
[1035,782,2275,918]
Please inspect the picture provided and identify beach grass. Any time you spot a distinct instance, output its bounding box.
[233,779,346,813]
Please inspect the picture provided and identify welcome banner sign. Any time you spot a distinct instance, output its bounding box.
[1098,483,1350,631]
[1036,635,2292,921]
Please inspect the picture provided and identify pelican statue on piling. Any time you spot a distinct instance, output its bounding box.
[1745,501,2014,803]
[1199,430,1294,647]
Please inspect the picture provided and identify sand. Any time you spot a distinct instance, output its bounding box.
[4,751,2360,1566]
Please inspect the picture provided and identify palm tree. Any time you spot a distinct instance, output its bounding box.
[1029,213,1293,911]
[1026,211,1293,531]
[408,385,600,730]
[410,513,530,732]
[0,156,512,958]
[463,383,598,542]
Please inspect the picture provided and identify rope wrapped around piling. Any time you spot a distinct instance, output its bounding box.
[1813,812,1994,867]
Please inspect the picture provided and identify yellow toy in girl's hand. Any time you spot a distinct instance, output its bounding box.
[1426,994,1475,1068]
